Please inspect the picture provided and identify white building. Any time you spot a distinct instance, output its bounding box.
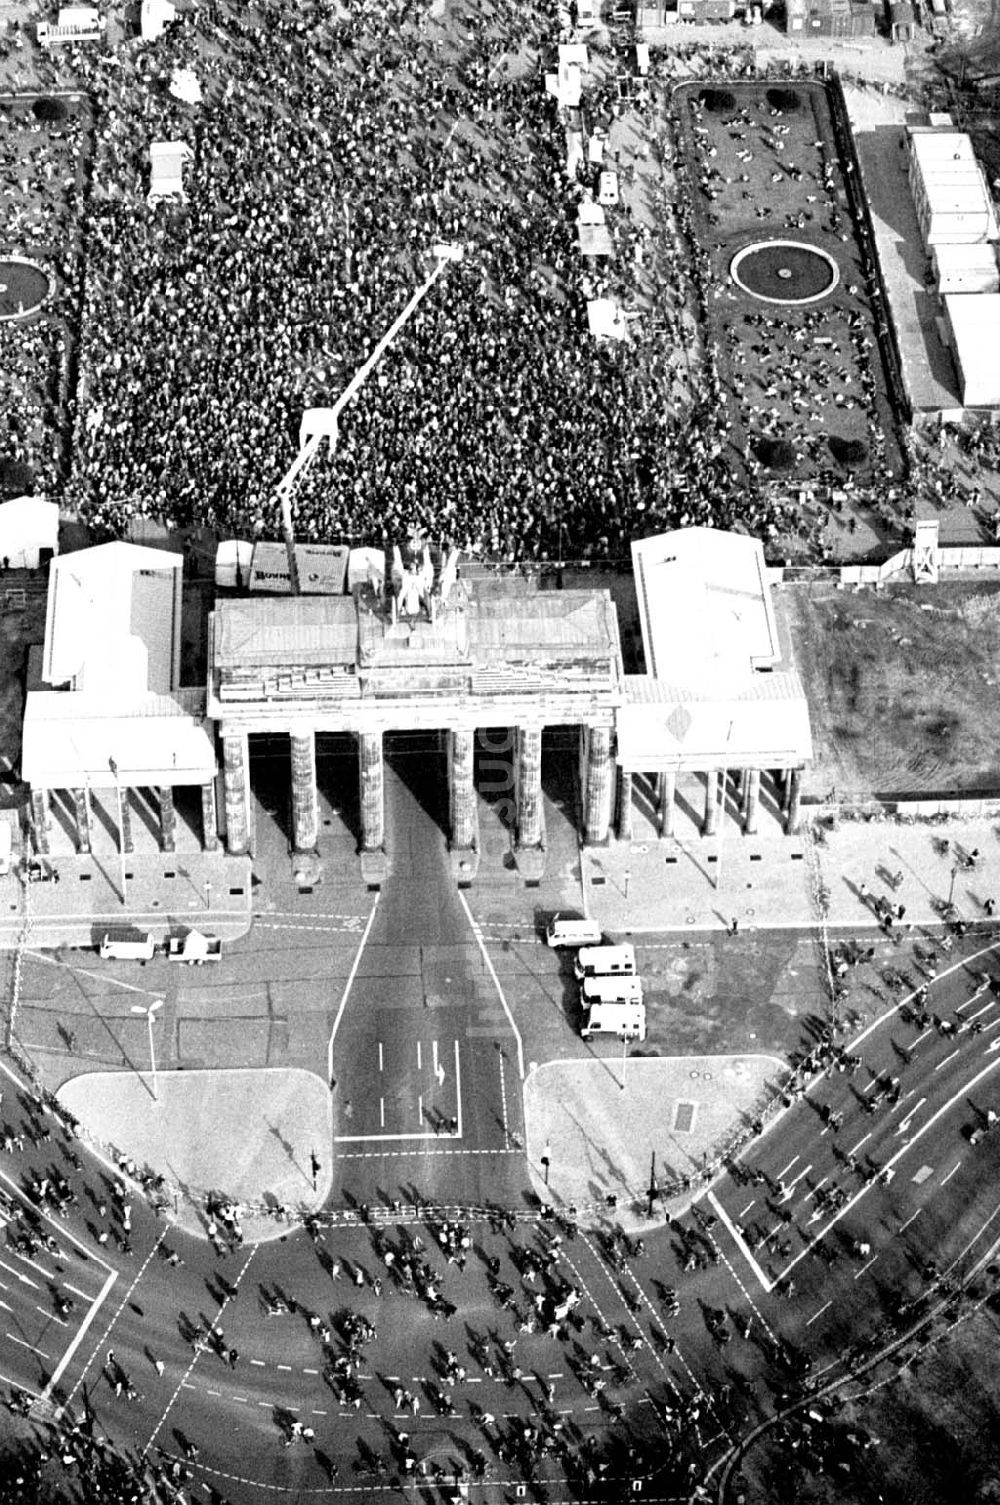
[21,543,218,855]
[944,293,1000,408]
[908,129,999,249]
[614,529,813,837]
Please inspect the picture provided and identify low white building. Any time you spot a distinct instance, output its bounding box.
[908,129,999,248]
[944,292,1000,407]
[614,529,813,837]
[933,243,999,296]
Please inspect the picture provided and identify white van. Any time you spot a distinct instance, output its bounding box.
[580,975,644,1008]
[574,943,636,980]
[582,1000,646,1042]
[100,931,156,962]
[546,915,602,948]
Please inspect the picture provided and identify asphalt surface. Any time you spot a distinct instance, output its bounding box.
[4,743,1000,1504]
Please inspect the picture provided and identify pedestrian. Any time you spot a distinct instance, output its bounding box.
[729,917,739,936]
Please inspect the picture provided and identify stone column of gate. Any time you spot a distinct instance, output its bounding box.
[222,731,250,855]
[30,788,50,855]
[657,769,676,838]
[744,768,761,836]
[702,770,720,837]
[158,786,177,852]
[290,727,318,852]
[118,788,134,854]
[358,730,384,851]
[71,788,91,854]
[616,768,633,843]
[785,767,802,835]
[201,781,218,852]
[582,726,613,845]
[450,728,476,850]
[516,726,543,849]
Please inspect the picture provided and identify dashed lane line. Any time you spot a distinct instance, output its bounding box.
[335,1147,520,1160]
[60,1232,168,1412]
[806,1300,832,1328]
[143,1244,257,1457]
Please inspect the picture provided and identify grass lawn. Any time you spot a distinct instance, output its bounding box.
[786,580,1000,798]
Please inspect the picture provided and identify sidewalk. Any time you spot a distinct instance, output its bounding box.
[0,853,253,950]
[582,813,1000,937]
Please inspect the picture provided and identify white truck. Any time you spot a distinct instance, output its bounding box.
[546,915,602,948]
[580,975,646,1041]
[167,930,222,965]
[574,943,636,980]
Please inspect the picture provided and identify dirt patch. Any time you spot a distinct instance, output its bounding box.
[784,580,1000,799]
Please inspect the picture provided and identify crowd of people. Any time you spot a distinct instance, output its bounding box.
[0,0,945,568]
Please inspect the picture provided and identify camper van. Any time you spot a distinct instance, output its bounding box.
[100,930,156,962]
[580,974,644,1008]
[546,915,603,948]
[574,943,636,980]
[581,1000,646,1042]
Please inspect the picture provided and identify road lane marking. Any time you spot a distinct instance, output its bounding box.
[459,890,526,1080]
[854,1256,877,1280]
[739,1200,755,1218]
[935,1050,961,1072]
[433,1040,439,1077]
[897,1097,926,1134]
[806,1300,831,1328]
[378,1041,383,1073]
[941,1161,962,1186]
[250,1359,265,1367]
[706,1190,773,1294]
[899,1208,922,1232]
[277,1364,291,1372]
[380,1098,385,1129]
[7,1335,50,1358]
[498,1049,510,1148]
[142,1245,257,1456]
[776,1156,798,1180]
[851,939,1000,1053]
[787,1164,812,1191]
[454,1039,463,1138]
[417,1041,422,1070]
[964,999,997,1025]
[0,1257,38,1289]
[848,1133,871,1156]
[780,1054,1000,1284]
[327,892,380,1077]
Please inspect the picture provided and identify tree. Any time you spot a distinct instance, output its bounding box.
[31,96,68,123]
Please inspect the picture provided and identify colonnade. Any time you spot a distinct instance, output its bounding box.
[28,780,219,855]
[218,722,617,856]
[614,765,802,840]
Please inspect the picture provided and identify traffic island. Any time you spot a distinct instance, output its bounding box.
[56,1066,332,1241]
[523,1053,784,1231]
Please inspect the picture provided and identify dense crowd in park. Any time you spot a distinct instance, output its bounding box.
[0,0,946,566]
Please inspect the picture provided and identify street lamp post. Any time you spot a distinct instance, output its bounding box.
[204,879,212,911]
[278,242,464,576]
[542,1142,551,1188]
[647,1151,659,1219]
[130,998,164,1101]
[620,1030,629,1093]
[949,863,959,908]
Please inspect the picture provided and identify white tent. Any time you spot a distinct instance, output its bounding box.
[0,496,58,569]
[214,539,254,589]
[148,140,192,202]
[140,0,176,41]
[168,68,203,105]
[587,299,628,340]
